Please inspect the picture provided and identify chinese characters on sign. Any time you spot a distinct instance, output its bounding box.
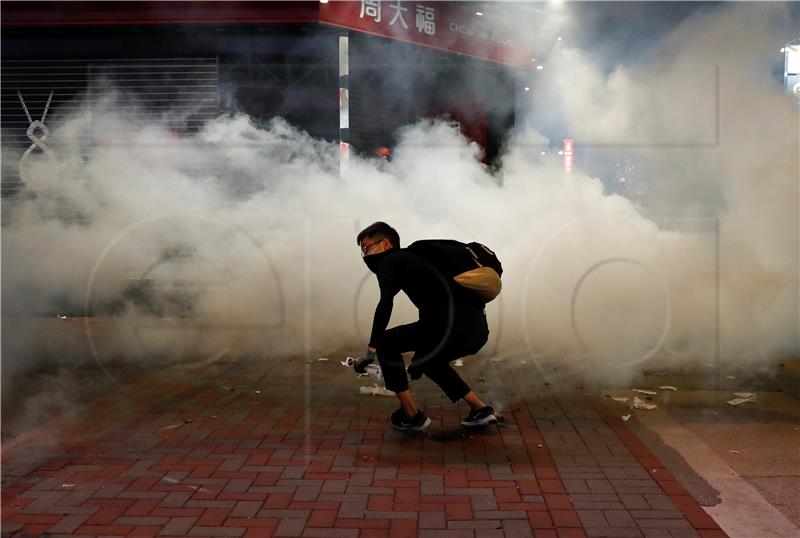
[563,138,574,173]
[389,1,408,29]
[321,0,533,68]
[360,0,381,22]
[360,0,435,35]
[415,5,435,35]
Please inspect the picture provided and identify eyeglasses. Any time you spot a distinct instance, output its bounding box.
[360,239,384,257]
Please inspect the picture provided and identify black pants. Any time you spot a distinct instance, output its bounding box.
[375,309,489,402]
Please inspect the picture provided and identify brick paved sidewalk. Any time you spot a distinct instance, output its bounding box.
[2,355,729,538]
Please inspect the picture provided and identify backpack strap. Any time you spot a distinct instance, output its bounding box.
[464,246,483,268]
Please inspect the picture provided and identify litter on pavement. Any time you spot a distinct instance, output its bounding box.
[633,396,657,410]
[659,386,678,391]
[360,384,394,397]
[727,392,757,406]
[633,389,658,395]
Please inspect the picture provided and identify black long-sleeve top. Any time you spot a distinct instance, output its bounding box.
[366,248,481,348]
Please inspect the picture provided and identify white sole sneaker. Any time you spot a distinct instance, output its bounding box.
[392,416,432,432]
[461,408,498,427]
[392,410,432,432]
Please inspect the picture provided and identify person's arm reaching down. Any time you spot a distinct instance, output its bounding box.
[368,263,401,350]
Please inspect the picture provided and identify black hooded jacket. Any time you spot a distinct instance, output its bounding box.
[365,247,483,348]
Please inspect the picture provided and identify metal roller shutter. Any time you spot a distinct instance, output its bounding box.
[1,57,219,200]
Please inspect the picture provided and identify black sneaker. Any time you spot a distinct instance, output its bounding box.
[461,406,498,427]
[390,409,432,431]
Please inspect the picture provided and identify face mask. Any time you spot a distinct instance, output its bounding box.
[363,249,393,273]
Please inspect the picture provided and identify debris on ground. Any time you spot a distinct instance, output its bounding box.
[61,483,75,488]
[633,396,657,410]
[621,414,631,421]
[633,389,657,395]
[364,364,383,381]
[488,356,504,362]
[727,392,757,406]
[454,358,464,367]
[159,424,181,431]
[726,375,736,380]
[255,390,261,394]
[659,386,678,391]
[317,357,329,362]
[359,384,394,397]
[611,396,630,403]
[729,450,740,454]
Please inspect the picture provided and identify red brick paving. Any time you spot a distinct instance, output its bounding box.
[1,355,729,537]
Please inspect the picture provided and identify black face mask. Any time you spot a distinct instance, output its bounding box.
[363,249,394,274]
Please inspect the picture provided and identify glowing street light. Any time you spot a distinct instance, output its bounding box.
[536,65,544,70]
[476,11,483,16]
[524,86,530,91]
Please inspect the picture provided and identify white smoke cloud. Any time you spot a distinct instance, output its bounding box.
[1,3,797,393]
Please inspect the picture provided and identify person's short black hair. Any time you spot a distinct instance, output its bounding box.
[356,221,400,248]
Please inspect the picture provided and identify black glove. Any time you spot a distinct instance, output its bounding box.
[354,350,376,374]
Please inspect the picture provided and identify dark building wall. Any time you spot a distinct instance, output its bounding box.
[349,33,516,163]
[1,24,340,198]
[1,21,516,199]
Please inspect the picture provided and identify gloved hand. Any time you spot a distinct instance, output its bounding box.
[354,349,376,374]
[407,361,423,380]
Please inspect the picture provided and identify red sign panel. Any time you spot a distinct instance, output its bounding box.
[319,1,534,69]
[563,138,574,173]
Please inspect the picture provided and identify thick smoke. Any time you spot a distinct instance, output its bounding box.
[1,3,797,395]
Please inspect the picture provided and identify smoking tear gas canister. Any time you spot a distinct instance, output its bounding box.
[344,356,383,382]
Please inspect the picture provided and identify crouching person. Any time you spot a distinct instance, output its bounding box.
[354,222,497,431]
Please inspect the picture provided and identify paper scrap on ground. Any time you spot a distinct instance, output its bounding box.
[317,357,328,362]
[633,396,657,410]
[727,393,757,406]
[659,386,678,391]
[622,414,631,421]
[611,396,630,403]
[360,384,394,397]
[633,389,657,395]
[454,359,464,367]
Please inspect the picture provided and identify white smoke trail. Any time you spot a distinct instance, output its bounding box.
[1,4,797,389]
